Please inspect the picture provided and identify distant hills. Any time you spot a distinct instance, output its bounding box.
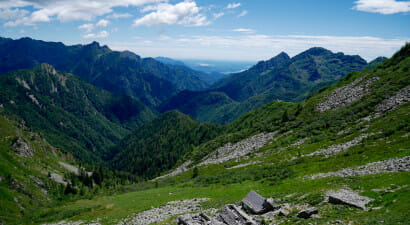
[0,37,209,107]
[160,48,385,124]
[0,63,155,162]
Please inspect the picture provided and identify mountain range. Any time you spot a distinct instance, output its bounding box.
[0,36,408,225]
[160,47,382,124]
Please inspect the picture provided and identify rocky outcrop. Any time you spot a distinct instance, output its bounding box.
[118,198,209,225]
[327,189,374,210]
[375,86,410,113]
[11,137,34,157]
[296,207,318,219]
[316,76,379,112]
[304,133,371,158]
[198,132,277,166]
[310,156,410,179]
[178,212,224,225]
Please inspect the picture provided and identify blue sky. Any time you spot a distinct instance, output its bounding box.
[0,0,409,61]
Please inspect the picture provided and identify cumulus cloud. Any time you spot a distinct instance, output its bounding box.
[107,13,132,19]
[226,3,241,9]
[237,10,248,17]
[83,30,109,39]
[96,19,110,27]
[0,8,29,21]
[78,23,94,32]
[0,0,166,27]
[133,0,209,27]
[353,0,410,14]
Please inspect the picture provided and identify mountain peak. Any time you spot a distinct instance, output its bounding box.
[303,47,331,56]
[39,63,57,75]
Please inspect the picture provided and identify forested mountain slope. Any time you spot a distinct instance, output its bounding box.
[0,37,208,107]
[0,63,155,162]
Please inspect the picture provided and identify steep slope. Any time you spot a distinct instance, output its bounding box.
[141,57,208,90]
[0,64,155,162]
[110,111,223,179]
[213,48,367,102]
[0,37,208,107]
[160,48,369,124]
[158,90,239,123]
[31,44,409,225]
[0,112,77,223]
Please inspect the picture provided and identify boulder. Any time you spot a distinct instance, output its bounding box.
[327,189,374,210]
[296,207,318,219]
[242,190,268,214]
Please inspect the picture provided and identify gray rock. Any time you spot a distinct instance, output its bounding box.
[218,204,257,225]
[310,156,410,179]
[178,213,224,225]
[265,198,281,212]
[296,207,318,219]
[327,189,374,210]
[375,86,410,113]
[11,138,34,157]
[316,76,379,112]
[242,190,267,214]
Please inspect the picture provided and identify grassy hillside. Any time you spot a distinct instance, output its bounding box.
[30,44,409,225]
[0,64,155,163]
[0,112,77,223]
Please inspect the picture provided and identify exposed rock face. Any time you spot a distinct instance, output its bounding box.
[375,86,410,113]
[11,137,34,157]
[118,198,209,225]
[316,76,379,112]
[310,156,410,179]
[199,132,277,166]
[296,207,318,219]
[327,189,374,210]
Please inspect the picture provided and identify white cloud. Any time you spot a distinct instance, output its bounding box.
[213,12,225,19]
[83,30,109,39]
[0,0,166,27]
[96,19,110,27]
[107,13,132,19]
[353,0,410,14]
[226,3,241,9]
[233,28,255,33]
[237,10,248,17]
[0,8,29,21]
[78,23,94,32]
[111,34,406,61]
[133,0,209,27]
